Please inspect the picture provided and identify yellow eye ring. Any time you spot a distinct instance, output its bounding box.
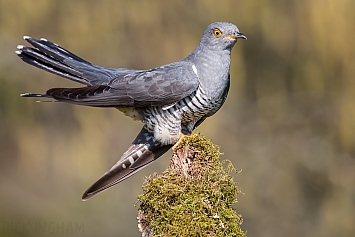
[213,29,222,38]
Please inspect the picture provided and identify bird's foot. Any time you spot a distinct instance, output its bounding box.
[172,133,188,152]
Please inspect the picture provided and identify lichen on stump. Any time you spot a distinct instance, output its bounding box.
[137,134,245,237]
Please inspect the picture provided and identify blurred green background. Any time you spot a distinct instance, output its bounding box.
[1,0,355,236]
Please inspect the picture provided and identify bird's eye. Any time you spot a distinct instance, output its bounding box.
[213,29,222,38]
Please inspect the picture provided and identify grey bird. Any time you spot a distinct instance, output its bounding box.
[16,22,246,200]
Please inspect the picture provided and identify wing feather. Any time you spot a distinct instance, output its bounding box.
[46,62,199,107]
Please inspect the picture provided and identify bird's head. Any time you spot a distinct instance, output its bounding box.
[199,22,246,51]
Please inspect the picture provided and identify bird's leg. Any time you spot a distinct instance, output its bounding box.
[172,133,188,152]
[171,121,197,151]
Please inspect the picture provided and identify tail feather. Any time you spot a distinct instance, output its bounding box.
[17,45,87,85]
[16,36,129,86]
[24,36,90,64]
[20,93,50,98]
[82,128,172,201]
[17,37,92,85]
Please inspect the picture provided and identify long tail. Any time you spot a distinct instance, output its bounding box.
[16,36,132,86]
[82,127,172,201]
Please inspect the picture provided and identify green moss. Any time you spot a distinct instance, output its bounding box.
[138,134,245,237]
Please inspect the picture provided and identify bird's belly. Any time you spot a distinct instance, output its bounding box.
[142,88,224,145]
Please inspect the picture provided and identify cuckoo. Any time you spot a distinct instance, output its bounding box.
[16,22,246,200]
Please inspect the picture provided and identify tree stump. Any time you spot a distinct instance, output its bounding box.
[137,134,245,237]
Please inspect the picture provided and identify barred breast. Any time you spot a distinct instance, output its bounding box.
[143,86,224,145]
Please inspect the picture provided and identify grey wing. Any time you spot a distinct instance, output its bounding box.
[42,62,200,107]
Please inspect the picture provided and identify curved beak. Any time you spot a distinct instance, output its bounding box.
[236,32,247,40]
[224,32,247,40]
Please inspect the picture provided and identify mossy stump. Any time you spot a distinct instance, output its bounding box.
[137,134,245,237]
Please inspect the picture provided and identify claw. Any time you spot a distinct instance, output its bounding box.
[172,133,187,152]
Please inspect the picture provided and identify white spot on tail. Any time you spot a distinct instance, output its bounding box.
[122,164,126,169]
[192,64,198,77]
[23,36,30,40]
[20,93,39,97]
[40,38,48,42]
[128,156,135,165]
[15,50,22,55]
[17,45,24,50]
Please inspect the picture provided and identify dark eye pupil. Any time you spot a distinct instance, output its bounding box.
[213,29,222,37]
